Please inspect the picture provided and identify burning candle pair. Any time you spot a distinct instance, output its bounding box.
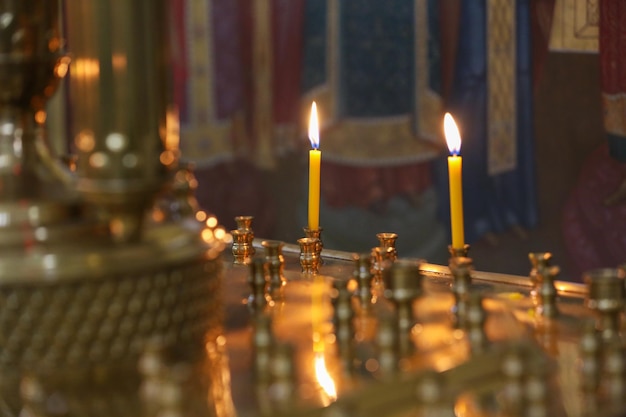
[307,107,464,251]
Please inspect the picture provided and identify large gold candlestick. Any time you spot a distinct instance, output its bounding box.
[65,0,171,242]
[0,0,225,400]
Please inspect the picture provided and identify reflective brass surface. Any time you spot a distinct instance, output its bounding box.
[3,1,626,417]
[65,0,172,243]
[0,2,225,417]
[263,239,286,298]
[232,216,256,264]
[299,237,321,275]
[584,268,625,343]
[448,244,470,259]
[232,228,255,265]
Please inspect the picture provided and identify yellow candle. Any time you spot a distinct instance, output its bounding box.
[444,113,464,249]
[308,102,321,231]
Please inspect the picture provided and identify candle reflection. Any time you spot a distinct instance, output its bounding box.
[312,275,337,404]
[314,354,337,404]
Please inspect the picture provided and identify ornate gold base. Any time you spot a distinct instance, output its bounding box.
[0,221,224,378]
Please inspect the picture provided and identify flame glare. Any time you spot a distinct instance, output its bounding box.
[308,102,319,149]
[314,354,337,404]
[444,112,461,155]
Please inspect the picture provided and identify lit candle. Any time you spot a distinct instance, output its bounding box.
[308,102,321,231]
[444,112,464,249]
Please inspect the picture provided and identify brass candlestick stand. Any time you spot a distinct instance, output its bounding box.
[0,2,225,409]
[232,216,255,264]
[371,232,399,276]
[528,252,553,304]
[583,268,625,343]
[262,240,286,299]
[448,244,470,260]
[298,237,320,275]
[303,226,323,263]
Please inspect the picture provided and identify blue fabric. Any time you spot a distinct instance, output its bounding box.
[434,0,538,243]
[301,0,327,92]
[427,0,441,95]
[301,0,442,116]
[338,0,415,117]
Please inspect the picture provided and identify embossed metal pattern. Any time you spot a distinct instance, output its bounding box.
[0,259,222,373]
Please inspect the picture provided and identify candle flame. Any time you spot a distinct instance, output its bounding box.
[308,102,319,150]
[444,112,461,155]
[314,354,337,404]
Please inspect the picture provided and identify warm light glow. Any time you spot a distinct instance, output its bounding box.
[48,37,61,52]
[196,210,208,222]
[214,227,226,240]
[75,130,96,152]
[444,112,461,155]
[314,354,337,403]
[201,228,214,243]
[54,56,71,78]
[34,110,47,124]
[160,150,176,166]
[152,209,165,223]
[73,58,100,79]
[206,216,218,228]
[165,106,180,151]
[112,53,128,71]
[365,358,379,373]
[308,102,319,149]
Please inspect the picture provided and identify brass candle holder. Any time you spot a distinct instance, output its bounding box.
[377,315,399,376]
[247,257,270,311]
[448,244,470,259]
[371,247,394,276]
[601,340,626,406]
[382,259,423,355]
[236,215,255,233]
[231,215,255,264]
[231,229,254,265]
[583,268,625,343]
[371,232,398,276]
[353,252,374,306]
[579,318,602,398]
[262,240,286,299]
[303,226,323,264]
[298,237,320,275]
[331,278,356,376]
[536,265,560,319]
[528,252,553,304]
[466,291,488,354]
[376,232,398,260]
[252,313,274,383]
[449,256,474,328]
